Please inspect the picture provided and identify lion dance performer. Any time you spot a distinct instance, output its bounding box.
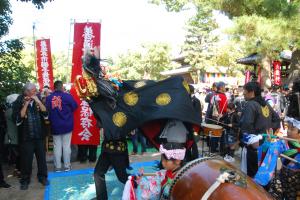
[74,50,201,200]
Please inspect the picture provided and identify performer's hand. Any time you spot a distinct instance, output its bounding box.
[228,124,233,127]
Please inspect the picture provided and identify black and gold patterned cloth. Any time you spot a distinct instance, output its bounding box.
[102,140,128,154]
[89,76,201,141]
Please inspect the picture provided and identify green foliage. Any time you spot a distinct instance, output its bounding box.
[113,43,173,80]
[52,52,69,83]
[0,0,52,102]
[182,5,219,72]
[18,0,53,9]
[0,0,12,37]
[151,0,300,85]
[216,0,300,18]
[213,41,245,76]
[0,39,33,101]
[149,0,190,12]
[229,15,294,56]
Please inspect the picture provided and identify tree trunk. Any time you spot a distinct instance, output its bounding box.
[260,55,272,90]
[285,49,300,87]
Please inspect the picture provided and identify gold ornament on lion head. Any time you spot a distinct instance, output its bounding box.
[123,92,139,106]
[156,93,171,106]
[112,112,127,127]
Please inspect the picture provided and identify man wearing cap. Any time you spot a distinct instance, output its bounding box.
[208,82,228,153]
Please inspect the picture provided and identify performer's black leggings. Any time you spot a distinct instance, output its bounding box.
[246,146,258,178]
[94,151,129,200]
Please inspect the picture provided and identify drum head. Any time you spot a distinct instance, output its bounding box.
[201,123,222,129]
[169,157,273,200]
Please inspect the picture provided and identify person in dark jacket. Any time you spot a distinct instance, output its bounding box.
[0,104,11,188]
[286,78,300,120]
[221,103,240,162]
[240,81,280,178]
[12,83,49,190]
[46,81,78,172]
[5,94,21,178]
[204,82,217,123]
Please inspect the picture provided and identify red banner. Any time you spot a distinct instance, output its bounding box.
[71,22,101,82]
[70,87,100,145]
[245,70,251,84]
[257,65,261,85]
[70,22,101,145]
[273,60,281,86]
[36,39,54,90]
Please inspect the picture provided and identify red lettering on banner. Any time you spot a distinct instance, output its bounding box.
[71,23,101,82]
[70,22,101,145]
[70,87,100,145]
[51,96,62,110]
[79,101,93,141]
[36,39,54,90]
[273,61,281,85]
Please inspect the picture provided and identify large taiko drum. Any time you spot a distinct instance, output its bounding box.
[169,157,273,200]
[201,123,223,137]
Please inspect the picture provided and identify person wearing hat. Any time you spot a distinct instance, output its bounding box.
[207,82,228,153]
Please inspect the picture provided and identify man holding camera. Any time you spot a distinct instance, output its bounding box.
[12,83,49,190]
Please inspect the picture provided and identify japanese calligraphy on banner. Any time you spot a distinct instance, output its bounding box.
[273,61,281,86]
[70,87,100,145]
[36,39,54,90]
[245,70,251,84]
[70,22,101,145]
[71,22,101,82]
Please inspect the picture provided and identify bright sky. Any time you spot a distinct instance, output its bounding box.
[6,0,196,59]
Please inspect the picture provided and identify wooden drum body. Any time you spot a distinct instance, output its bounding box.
[169,157,273,200]
[201,123,223,137]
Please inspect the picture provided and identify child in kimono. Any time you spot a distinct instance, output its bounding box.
[122,142,186,200]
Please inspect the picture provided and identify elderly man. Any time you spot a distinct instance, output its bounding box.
[12,83,49,190]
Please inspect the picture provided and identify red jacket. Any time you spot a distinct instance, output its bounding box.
[213,92,228,114]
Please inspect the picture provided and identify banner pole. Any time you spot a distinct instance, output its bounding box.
[67,19,75,84]
[32,22,38,84]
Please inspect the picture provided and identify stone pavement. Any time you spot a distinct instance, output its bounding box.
[0,141,242,200]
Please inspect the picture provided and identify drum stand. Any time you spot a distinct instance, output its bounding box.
[200,132,223,157]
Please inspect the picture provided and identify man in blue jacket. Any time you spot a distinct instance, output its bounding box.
[46,81,78,172]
